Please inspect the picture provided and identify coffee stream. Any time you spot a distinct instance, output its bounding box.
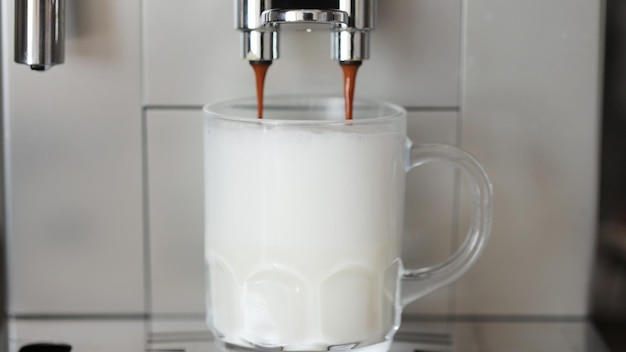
[251,61,272,119]
[252,60,362,120]
[340,61,362,121]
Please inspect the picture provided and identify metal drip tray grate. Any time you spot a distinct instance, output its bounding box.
[146,318,611,352]
[146,329,452,352]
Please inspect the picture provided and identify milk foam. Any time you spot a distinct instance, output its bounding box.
[205,124,406,351]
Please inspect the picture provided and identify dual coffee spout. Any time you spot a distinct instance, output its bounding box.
[14,0,375,71]
[236,0,377,64]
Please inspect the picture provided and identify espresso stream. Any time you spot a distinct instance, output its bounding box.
[252,60,362,120]
[251,61,272,119]
[341,61,362,120]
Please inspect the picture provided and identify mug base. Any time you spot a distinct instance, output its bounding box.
[215,339,393,352]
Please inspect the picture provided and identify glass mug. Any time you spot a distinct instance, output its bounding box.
[203,96,492,352]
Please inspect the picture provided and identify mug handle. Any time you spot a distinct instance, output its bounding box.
[401,140,493,306]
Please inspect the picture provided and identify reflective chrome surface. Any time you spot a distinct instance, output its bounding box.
[235,0,376,62]
[14,0,65,71]
[261,9,348,27]
[241,30,278,61]
[331,30,369,62]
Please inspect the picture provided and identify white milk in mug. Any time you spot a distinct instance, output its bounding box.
[203,96,492,352]
[205,125,405,350]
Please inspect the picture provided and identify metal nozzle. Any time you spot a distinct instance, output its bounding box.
[235,0,377,63]
[331,31,370,62]
[242,30,279,62]
[15,0,66,71]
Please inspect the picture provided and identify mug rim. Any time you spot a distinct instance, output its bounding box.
[203,95,406,126]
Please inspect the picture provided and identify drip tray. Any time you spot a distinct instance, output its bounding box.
[146,318,609,352]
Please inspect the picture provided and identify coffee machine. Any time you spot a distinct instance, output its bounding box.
[2,0,607,350]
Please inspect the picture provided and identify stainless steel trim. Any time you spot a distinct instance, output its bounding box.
[331,30,369,61]
[242,30,279,61]
[0,3,6,350]
[261,9,348,27]
[235,0,376,62]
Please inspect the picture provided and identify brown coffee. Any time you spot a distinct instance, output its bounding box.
[341,61,362,121]
[251,61,272,119]
[251,60,361,120]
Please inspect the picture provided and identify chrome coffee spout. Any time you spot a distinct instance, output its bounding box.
[15,0,66,71]
[236,0,376,63]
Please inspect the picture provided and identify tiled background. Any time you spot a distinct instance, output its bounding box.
[0,0,603,348]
